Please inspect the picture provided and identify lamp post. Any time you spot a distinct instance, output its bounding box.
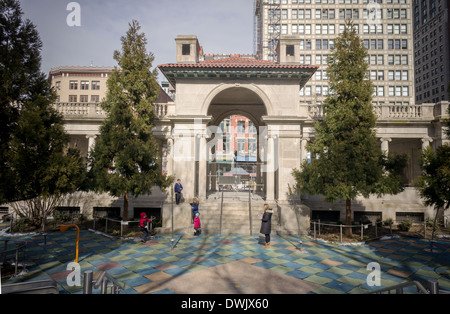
[60,225,80,263]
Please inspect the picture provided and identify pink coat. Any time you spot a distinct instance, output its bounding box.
[194,217,201,229]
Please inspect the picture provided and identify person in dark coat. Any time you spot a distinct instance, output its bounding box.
[260,204,273,248]
[174,179,183,204]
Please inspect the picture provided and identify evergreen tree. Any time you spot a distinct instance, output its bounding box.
[1,0,86,206]
[416,106,450,242]
[89,20,171,221]
[293,21,406,235]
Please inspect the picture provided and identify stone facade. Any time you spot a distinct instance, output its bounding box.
[6,35,447,236]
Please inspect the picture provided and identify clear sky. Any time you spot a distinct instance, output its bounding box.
[19,0,255,80]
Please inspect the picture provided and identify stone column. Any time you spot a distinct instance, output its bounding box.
[166,137,174,176]
[380,138,392,154]
[266,136,275,201]
[210,145,217,192]
[198,134,207,200]
[421,137,433,150]
[86,135,97,152]
[300,137,309,163]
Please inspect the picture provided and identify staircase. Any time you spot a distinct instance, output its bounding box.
[198,192,273,235]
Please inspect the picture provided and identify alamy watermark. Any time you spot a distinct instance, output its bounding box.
[66,2,81,27]
[170,119,280,172]
[366,262,381,287]
[66,262,81,287]
[365,2,382,26]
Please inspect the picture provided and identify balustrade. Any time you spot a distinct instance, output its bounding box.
[54,102,175,119]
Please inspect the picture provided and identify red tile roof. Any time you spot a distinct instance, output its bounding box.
[200,56,276,65]
[158,56,318,69]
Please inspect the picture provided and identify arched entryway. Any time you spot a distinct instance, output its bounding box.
[202,86,271,200]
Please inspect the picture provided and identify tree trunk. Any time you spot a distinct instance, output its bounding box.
[431,206,440,243]
[345,198,352,236]
[123,192,129,222]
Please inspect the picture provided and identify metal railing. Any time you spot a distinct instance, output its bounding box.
[0,240,28,277]
[311,219,376,243]
[91,215,154,238]
[4,212,83,234]
[216,182,265,236]
[310,218,450,243]
[367,280,450,294]
[1,280,59,294]
[83,270,124,294]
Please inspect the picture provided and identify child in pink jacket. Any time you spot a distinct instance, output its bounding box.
[193,212,201,236]
[140,212,151,242]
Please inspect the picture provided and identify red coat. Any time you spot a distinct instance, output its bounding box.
[140,212,151,228]
[194,217,201,229]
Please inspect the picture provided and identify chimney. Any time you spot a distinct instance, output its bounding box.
[277,35,301,64]
[175,35,201,64]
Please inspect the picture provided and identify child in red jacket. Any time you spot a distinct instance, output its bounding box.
[193,212,201,236]
[140,212,151,242]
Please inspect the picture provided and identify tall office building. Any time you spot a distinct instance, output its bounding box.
[413,0,450,104]
[254,0,415,109]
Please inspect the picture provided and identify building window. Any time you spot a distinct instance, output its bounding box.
[300,85,312,96]
[92,81,100,90]
[316,70,322,80]
[80,95,89,103]
[248,122,257,134]
[402,86,409,96]
[69,80,78,90]
[292,24,298,34]
[80,81,89,90]
[316,86,322,96]
[69,95,77,102]
[396,212,424,222]
[388,86,395,97]
[237,121,246,134]
[286,44,295,56]
[182,44,190,55]
[91,95,100,102]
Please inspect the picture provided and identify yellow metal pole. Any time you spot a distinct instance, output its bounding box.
[60,225,80,263]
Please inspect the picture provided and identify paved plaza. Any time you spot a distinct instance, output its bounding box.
[1,229,449,294]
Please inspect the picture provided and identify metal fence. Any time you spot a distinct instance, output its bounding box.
[0,240,28,277]
[2,212,155,240]
[3,212,85,234]
[367,280,450,294]
[91,215,154,238]
[310,218,450,243]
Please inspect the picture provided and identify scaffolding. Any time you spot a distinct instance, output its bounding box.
[254,0,281,61]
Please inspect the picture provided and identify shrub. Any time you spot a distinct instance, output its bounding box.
[398,218,412,231]
[383,218,393,226]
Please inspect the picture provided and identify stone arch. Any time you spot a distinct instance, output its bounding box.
[201,83,273,118]
[201,85,270,199]
[209,109,262,130]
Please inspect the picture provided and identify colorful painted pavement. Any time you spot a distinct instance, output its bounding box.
[1,230,449,294]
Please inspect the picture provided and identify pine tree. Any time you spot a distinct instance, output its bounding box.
[416,105,450,242]
[0,0,51,202]
[1,0,86,206]
[293,20,406,235]
[89,20,172,221]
